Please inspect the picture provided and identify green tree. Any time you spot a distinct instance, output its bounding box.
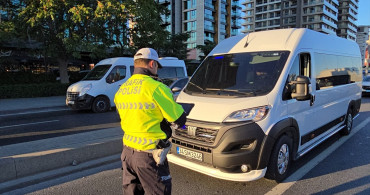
[126,0,170,53]
[196,40,217,62]
[19,0,128,83]
[161,33,189,60]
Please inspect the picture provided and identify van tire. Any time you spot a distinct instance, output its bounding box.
[92,96,110,113]
[340,108,353,136]
[265,135,292,183]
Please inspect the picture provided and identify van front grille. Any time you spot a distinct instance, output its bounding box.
[174,125,218,144]
[67,92,79,100]
[171,138,212,153]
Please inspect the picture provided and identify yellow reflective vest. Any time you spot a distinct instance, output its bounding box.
[114,74,184,150]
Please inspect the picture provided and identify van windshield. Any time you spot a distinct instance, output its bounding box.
[82,65,112,80]
[184,51,290,97]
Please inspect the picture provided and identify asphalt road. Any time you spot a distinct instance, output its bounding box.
[0,109,120,146]
[6,97,370,195]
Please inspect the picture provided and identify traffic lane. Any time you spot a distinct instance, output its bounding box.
[23,114,369,194]
[0,110,120,146]
[284,114,370,194]
[12,99,370,194]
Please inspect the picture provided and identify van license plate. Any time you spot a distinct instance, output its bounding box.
[176,147,203,161]
[68,101,75,105]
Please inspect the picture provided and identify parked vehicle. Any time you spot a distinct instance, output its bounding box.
[362,75,370,96]
[168,28,362,182]
[66,57,187,113]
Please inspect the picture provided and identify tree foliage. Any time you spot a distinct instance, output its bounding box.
[126,0,169,52]
[161,33,189,60]
[2,0,189,83]
[196,40,217,61]
[19,0,128,83]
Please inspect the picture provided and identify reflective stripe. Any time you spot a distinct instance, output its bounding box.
[123,134,156,147]
[117,102,156,110]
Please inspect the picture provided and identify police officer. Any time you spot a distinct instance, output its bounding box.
[114,48,186,195]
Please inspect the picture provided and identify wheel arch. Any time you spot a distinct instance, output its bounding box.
[257,117,300,169]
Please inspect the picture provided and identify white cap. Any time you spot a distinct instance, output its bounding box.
[134,48,162,68]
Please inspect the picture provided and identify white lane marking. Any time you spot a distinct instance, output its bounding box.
[0,120,60,129]
[265,117,370,195]
[0,108,69,117]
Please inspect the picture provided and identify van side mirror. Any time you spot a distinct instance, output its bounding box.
[172,87,182,93]
[291,76,311,101]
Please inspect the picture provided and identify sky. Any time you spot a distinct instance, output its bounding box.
[358,0,370,26]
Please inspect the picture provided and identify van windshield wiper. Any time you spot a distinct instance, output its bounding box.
[205,88,256,96]
[187,81,206,93]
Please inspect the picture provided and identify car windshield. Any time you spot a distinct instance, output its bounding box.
[184,51,290,97]
[82,65,111,80]
[129,66,186,79]
[364,76,370,82]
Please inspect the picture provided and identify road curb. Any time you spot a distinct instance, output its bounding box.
[0,154,121,194]
[0,127,123,193]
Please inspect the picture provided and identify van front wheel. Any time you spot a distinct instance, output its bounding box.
[92,96,110,113]
[265,135,292,183]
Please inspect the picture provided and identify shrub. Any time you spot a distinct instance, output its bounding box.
[0,83,69,98]
[0,72,57,85]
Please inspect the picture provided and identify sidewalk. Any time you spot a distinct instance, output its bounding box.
[0,96,123,193]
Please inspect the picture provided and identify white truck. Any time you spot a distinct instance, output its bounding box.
[168,28,362,182]
[66,57,187,112]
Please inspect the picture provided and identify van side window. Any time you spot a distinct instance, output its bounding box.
[283,53,311,100]
[107,66,126,83]
[315,53,362,90]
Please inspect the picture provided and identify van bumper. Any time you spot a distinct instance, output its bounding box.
[66,94,94,110]
[167,154,267,182]
[169,121,268,181]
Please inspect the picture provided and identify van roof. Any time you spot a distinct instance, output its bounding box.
[96,57,185,67]
[209,28,360,57]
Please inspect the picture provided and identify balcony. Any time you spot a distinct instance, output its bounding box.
[204,25,215,33]
[323,17,337,29]
[303,0,324,6]
[158,0,170,5]
[324,0,338,13]
[321,24,336,35]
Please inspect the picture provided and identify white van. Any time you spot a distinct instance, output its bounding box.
[66,57,187,112]
[168,28,362,182]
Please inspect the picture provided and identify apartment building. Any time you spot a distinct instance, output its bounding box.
[356,25,370,66]
[241,0,358,41]
[337,0,359,40]
[160,0,242,60]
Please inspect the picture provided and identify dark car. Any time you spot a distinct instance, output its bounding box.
[362,75,370,96]
[169,77,189,100]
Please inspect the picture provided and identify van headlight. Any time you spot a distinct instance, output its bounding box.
[223,105,270,123]
[80,83,92,96]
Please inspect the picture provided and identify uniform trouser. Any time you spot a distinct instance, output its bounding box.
[121,146,172,195]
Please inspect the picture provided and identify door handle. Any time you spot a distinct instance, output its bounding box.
[310,94,315,106]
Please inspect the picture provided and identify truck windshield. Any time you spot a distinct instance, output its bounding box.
[184,51,290,97]
[82,65,112,80]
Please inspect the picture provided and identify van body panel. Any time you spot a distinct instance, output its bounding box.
[170,28,362,182]
[177,92,270,123]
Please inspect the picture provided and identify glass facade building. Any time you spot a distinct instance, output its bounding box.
[160,0,243,60]
[241,0,358,41]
